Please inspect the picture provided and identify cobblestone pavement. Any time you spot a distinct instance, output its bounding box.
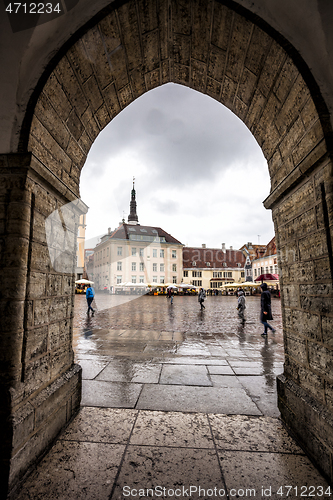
[16,293,329,499]
[73,293,284,416]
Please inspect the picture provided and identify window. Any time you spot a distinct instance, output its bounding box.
[198,271,202,277]
[223,271,232,278]
[192,261,196,266]
[160,249,164,258]
[254,269,257,277]
[160,277,165,284]
[153,263,157,272]
[117,275,122,284]
[117,262,122,271]
[153,276,158,283]
[172,250,177,258]
[213,272,222,278]
[193,280,202,287]
[206,262,211,266]
[173,276,177,283]
[132,276,137,283]
[160,263,164,272]
[140,262,144,271]
[132,248,136,256]
[172,264,177,272]
[107,248,109,256]
[132,262,136,271]
[184,271,188,277]
[270,266,273,273]
[241,271,245,277]
[117,247,122,256]
[223,262,227,267]
[153,249,157,258]
[139,276,144,283]
[139,248,144,257]
[192,271,197,277]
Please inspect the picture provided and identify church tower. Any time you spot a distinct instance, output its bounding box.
[127,177,139,224]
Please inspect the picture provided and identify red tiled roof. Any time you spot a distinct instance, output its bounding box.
[183,247,246,269]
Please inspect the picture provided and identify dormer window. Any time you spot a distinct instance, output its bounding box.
[192,261,197,266]
[206,262,211,266]
[223,262,227,267]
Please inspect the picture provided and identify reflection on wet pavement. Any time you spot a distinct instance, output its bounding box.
[73,293,284,417]
[16,295,329,500]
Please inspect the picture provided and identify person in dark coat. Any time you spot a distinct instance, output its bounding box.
[198,288,206,310]
[260,282,275,336]
[237,289,246,322]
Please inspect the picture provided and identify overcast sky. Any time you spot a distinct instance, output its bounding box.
[80,83,274,250]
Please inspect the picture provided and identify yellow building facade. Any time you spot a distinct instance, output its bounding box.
[182,245,246,290]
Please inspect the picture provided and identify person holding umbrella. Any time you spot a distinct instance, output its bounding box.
[167,286,174,304]
[260,282,276,336]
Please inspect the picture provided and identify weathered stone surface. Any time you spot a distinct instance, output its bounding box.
[285,333,308,365]
[2,0,333,494]
[308,342,333,375]
[322,316,333,347]
[24,326,48,362]
[292,309,321,341]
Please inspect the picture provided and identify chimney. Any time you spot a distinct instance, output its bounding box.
[222,243,226,252]
[230,246,233,250]
[108,227,111,234]
[202,244,206,248]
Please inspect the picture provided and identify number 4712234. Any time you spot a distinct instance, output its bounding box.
[276,486,332,496]
[6,3,62,14]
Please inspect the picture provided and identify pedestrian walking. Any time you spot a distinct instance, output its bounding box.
[198,288,206,310]
[237,289,246,322]
[260,282,275,336]
[86,284,95,316]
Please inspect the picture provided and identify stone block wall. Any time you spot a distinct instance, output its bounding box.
[0,153,82,498]
[266,155,333,480]
[26,0,326,199]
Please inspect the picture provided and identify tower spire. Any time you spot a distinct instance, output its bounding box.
[128,177,139,224]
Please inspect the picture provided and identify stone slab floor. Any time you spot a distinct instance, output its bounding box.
[15,295,330,499]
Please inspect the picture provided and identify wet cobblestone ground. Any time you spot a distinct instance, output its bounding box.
[16,293,329,499]
[73,293,284,416]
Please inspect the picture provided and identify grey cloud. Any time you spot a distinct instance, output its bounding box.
[82,83,274,249]
[85,83,266,189]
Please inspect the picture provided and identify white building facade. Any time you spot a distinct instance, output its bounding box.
[92,182,183,289]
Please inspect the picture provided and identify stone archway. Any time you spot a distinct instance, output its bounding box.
[1,0,332,496]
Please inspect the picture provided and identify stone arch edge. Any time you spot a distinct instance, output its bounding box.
[17,0,333,159]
